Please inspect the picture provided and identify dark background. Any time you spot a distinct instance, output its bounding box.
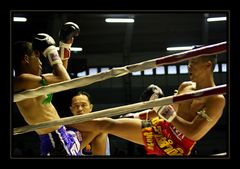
[11,10,228,158]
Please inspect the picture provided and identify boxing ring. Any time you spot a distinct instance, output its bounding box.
[13,41,228,157]
[13,41,228,156]
[13,41,227,134]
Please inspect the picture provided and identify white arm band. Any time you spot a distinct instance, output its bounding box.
[154,105,176,123]
[43,46,62,66]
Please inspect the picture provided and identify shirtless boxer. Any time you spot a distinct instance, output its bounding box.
[13,22,81,156]
[70,54,225,156]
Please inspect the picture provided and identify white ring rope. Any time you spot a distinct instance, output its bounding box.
[13,84,227,135]
[13,41,226,102]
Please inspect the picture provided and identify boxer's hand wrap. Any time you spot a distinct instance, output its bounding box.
[154,105,176,122]
[43,46,62,66]
[59,41,72,60]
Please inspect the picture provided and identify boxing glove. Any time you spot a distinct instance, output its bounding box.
[140,84,164,101]
[59,22,80,60]
[59,22,80,43]
[33,33,62,66]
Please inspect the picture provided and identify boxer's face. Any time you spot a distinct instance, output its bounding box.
[23,51,42,75]
[70,94,93,116]
[188,58,210,82]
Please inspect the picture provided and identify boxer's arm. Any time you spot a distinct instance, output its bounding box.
[14,33,71,93]
[171,81,194,111]
[121,84,164,120]
[41,63,70,84]
[154,82,195,122]
[33,33,71,85]
[14,65,70,93]
[171,95,225,141]
[14,67,70,93]
[14,73,43,93]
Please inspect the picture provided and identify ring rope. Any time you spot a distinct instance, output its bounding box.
[13,84,227,135]
[13,41,226,102]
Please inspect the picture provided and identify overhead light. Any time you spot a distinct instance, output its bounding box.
[13,17,27,22]
[105,18,134,23]
[70,47,83,52]
[166,46,194,51]
[56,47,82,52]
[207,17,226,22]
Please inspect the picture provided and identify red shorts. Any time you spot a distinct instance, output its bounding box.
[141,117,196,156]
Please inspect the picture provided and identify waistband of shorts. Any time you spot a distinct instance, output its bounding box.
[39,125,66,139]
